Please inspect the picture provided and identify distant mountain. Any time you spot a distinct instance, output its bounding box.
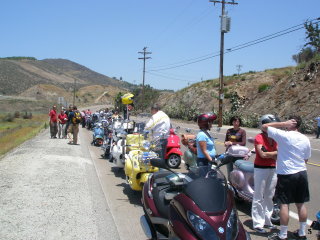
[0,58,134,95]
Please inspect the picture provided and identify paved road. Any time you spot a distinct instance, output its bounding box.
[0,130,120,240]
[1,119,319,240]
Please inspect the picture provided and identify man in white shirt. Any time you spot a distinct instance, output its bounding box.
[145,104,171,160]
[262,116,311,240]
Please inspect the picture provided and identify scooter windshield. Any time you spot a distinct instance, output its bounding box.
[184,166,227,212]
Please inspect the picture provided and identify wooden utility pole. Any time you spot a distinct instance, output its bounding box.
[73,78,76,106]
[138,47,152,103]
[210,0,238,127]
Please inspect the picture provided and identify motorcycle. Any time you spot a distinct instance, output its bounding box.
[124,134,160,191]
[164,128,183,169]
[140,156,251,240]
[92,123,104,146]
[221,143,280,225]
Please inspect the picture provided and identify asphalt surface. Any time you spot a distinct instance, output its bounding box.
[0,130,120,240]
[1,118,319,240]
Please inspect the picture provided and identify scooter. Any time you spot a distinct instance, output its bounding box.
[221,143,280,225]
[124,133,159,191]
[164,128,183,169]
[92,123,104,146]
[140,156,251,240]
[110,120,135,168]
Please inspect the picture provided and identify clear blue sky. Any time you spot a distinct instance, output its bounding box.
[1,0,319,91]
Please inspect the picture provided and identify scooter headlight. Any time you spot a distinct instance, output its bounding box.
[187,211,219,240]
[142,141,151,151]
[226,208,239,240]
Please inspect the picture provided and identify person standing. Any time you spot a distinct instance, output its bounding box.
[224,116,247,177]
[196,113,217,166]
[252,114,279,233]
[314,115,320,138]
[57,108,68,139]
[67,106,81,145]
[145,104,170,160]
[64,105,73,137]
[262,116,311,240]
[48,105,58,138]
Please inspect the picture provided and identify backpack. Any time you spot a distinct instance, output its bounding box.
[72,111,82,124]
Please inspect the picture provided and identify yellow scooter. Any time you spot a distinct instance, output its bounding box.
[124,131,159,191]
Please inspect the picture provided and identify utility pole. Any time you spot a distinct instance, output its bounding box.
[138,47,152,103]
[73,78,76,106]
[210,0,238,127]
[236,64,243,75]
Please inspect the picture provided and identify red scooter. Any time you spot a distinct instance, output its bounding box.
[140,157,251,240]
[165,128,183,168]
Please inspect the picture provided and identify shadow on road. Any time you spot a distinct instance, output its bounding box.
[116,182,142,206]
[111,166,126,180]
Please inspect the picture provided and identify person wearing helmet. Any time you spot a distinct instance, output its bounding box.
[224,116,247,177]
[252,114,279,234]
[196,113,217,166]
[262,116,311,240]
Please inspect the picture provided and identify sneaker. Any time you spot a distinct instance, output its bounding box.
[293,230,307,239]
[254,227,267,233]
[264,225,278,230]
[268,233,287,240]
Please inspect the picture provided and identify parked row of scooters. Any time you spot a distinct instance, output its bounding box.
[85,113,281,239]
[85,112,184,192]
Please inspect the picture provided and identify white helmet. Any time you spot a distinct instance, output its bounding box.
[259,114,280,128]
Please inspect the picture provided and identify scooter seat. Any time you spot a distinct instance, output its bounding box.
[234,160,254,173]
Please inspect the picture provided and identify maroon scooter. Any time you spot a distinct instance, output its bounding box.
[140,157,251,240]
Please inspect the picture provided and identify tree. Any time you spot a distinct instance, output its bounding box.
[292,47,315,64]
[304,20,320,53]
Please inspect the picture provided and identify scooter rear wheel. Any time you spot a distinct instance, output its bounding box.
[166,154,181,169]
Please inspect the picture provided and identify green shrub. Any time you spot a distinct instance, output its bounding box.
[3,113,14,122]
[258,84,270,93]
[14,111,20,118]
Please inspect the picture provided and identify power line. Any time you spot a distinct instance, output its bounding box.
[147,18,320,72]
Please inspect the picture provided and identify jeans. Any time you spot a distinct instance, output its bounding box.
[58,123,66,138]
[156,138,168,160]
[317,126,320,138]
[50,121,58,138]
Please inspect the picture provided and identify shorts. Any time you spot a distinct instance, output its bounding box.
[197,158,209,166]
[275,170,310,204]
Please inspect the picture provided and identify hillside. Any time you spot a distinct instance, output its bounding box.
[0,58,133,95]
[159,61,320,131]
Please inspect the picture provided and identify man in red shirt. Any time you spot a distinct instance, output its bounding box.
[58,108,68,138]
[49,105,58,138]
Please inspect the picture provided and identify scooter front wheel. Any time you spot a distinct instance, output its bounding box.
[166,154,181,169]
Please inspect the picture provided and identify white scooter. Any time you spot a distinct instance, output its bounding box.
[110,120,135,168]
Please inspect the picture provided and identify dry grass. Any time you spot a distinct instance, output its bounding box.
[0,113,48,156]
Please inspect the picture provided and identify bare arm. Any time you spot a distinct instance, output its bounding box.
[256,144,277,159]
[261,119,297,132]
[198,141,213,162]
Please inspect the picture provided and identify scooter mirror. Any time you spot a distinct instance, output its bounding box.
[185,128,191,133]
[150,158,168,169]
